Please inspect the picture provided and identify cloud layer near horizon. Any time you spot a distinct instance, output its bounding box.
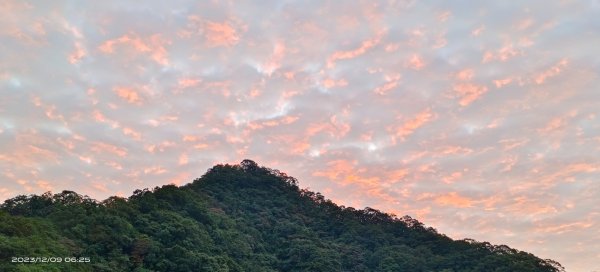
[1,1,599,271]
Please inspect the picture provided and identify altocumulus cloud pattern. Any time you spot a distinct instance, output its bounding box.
[0,1,599,271]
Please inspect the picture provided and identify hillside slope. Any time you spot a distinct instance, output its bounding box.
[0,160,564,272]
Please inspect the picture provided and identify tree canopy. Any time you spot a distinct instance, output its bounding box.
[0,160,564,272]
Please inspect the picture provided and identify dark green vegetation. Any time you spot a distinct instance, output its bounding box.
[1,160,564,272]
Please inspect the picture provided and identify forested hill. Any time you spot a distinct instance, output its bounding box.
[1,160,564,272]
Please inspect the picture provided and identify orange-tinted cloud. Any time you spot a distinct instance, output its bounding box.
[0,132,60,167]
[313,159,355,181]
[534,59,568,84]
[406,54,425,70]
[442,171,463,184]
[99,35,150,54]
[323,78,349,89]
[393,108,435,141]
[499,138,530,151]
[148,34,169,66]
[471,25,485,36]
[90,142,128,157]
[204,21,241,47]
[122,127,142,141]
[434,192,474,208]
[452,83,488,106]
[534,221,593,235]
[143,166,167,175]
[433,146,473,157]
[326,31,385,68]
[114,87,142,105]
[456,69,474,81]
[482,44,522,63]
[182,135,200,142]
[261,42,286,76]
[305,117,351,140]
[98,34,169,65]
[177,78,201,89]
[374,74,401,95]
[178,153,188,165]
[493,77,512,88]
[68,42,86,64]
[437,11,452,22]
[538,117,566,134]
[506,196,559,216]
[168,172,191,185]
[36,180,53,192]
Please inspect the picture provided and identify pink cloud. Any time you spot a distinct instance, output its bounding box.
[515,18,535,30]
[499,155,519,172]
[182,135,200,142]
[104,161,123,170]
[91,181,110,193]
[482,44,522,63]
[493,77,512,88]
[13,179,33,193]
[534,59,568,84]
[506,196,559,217]
[538,111,577,135]
[143,166,167,175]
[374,74,401,95]
[406,54,425,70]
[98,34,169,65]
[456,69,474,81]
[92,110,119,128]
[177,78,202,89]
[267,134,311,156]
[434,192,474,208]
[0,139,59,168]
[114,87,142,105]
[538,117,566,134]
[471,25,485,36]
[168,172,191,185]
[305,117,351,140]
[385,169,410,183]
[437,11,452,22]
[499,138,530,151]
[442,171,463,184]
[99,35,149,54]
[534,221,594,235]
[384,43,399,52]
[452,83,488,106]
[68,42,86,64]
[36,180,53,192]
[261,42,286,76]
[148,34,169,66]
[90,142,128,157]
[393,108,435,141]
[313,159,356,181]
[147,141,177,153]
[323,78,349,89]
[290,140,311,155]
[122,127,142,141]
[326,30,385,68]
[178,153,188,165]
[204,21,241,47]
[78,155,93,164]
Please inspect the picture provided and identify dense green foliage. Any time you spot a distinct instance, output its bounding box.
[1,160,564,271]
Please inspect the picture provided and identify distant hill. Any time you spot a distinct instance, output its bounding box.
[0,160,564,272]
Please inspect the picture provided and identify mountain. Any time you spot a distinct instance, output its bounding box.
[0,160,564,272]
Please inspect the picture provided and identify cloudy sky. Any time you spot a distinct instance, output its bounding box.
[1,0,599,270]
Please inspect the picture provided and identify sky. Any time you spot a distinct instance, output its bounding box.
[1,0,599,271]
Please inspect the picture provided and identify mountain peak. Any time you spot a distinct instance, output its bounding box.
[1,161,564,272]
